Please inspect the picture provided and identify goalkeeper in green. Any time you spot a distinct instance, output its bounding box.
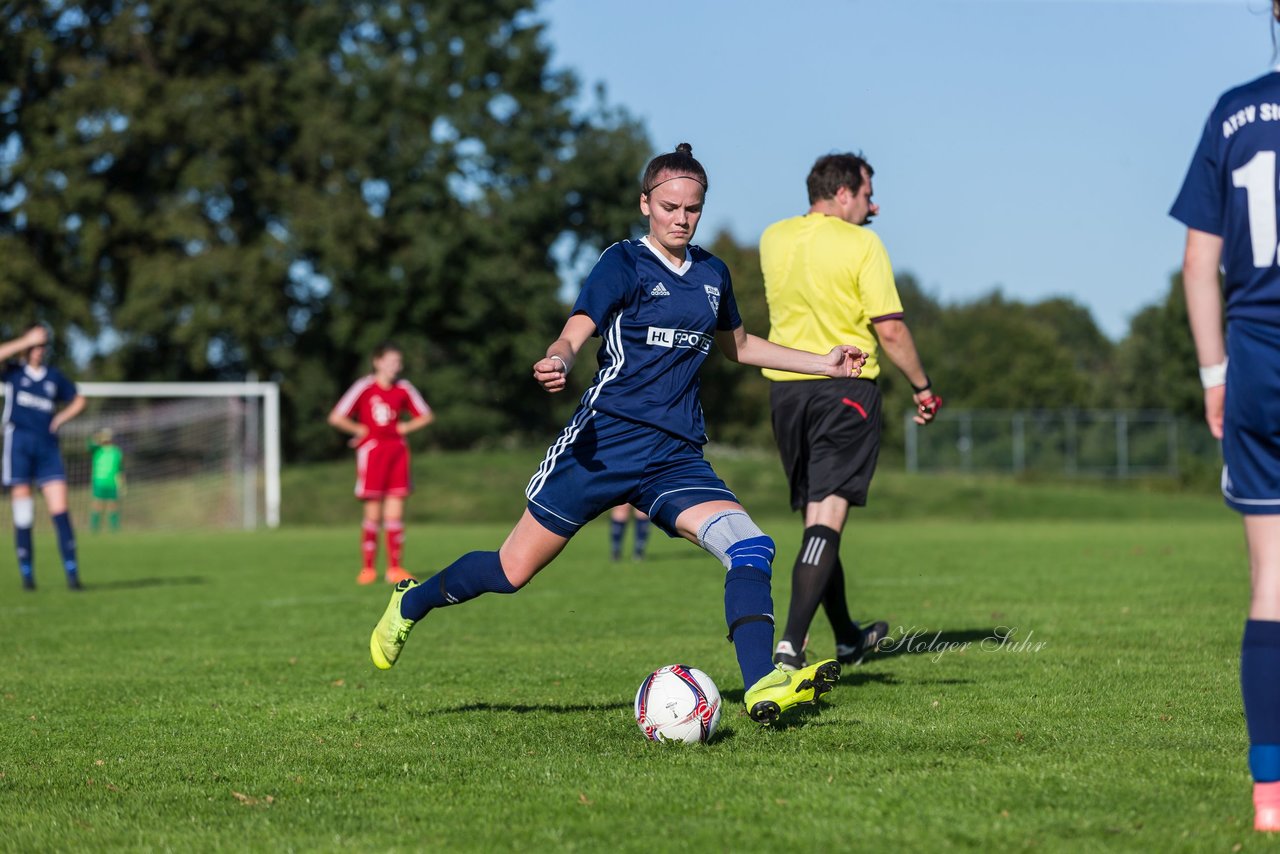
[88,429,124,532]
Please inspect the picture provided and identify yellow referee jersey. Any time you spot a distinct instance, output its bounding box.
[759,213,902,382]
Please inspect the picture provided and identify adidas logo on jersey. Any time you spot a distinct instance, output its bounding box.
[650,283,671,297]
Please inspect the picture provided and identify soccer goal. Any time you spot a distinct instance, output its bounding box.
[10,382,281,531]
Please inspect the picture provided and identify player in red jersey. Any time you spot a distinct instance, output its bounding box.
[329,342,434,585]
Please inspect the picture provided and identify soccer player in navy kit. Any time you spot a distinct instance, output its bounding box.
[1172,5,1280,830]
[370,144,867,724]
[1,327,86,590]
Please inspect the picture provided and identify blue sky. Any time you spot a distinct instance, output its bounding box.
[540,0,1273,339]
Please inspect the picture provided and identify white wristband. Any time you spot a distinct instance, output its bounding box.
[549,355,567,373]
[1199,359,1228,389]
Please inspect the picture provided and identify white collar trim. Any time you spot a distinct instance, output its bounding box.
[640,236,693,276]
[24,365,47,381]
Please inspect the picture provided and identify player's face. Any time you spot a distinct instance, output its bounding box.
[640,174,705,262]
[26,345,45,367]
[842,169,878,226]
[373,350,402,382]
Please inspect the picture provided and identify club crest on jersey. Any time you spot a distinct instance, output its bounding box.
[650,283,671,297]
[704,284,720,314]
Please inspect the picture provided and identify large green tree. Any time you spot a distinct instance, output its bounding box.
[0,0,649,457]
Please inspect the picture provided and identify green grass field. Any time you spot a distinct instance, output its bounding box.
[1,461,1276,851]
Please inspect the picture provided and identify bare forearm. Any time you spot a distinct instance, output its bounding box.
[724,331,843,376]
[328,413,363,436]
[51,396,85,432]
[877,322,929,389]
[398,413,434,436]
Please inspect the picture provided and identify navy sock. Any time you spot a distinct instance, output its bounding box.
[52,512,77,578]
[400,551,516,621]
[633,518,650,557]
[724,535,777,687]
[15,525,33,579]
[609,519,625,559]
[1243,619,1280,782]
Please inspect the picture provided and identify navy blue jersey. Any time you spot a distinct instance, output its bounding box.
[571,238,743,444]
[1,364,77,434]
[1171,71,1280,324]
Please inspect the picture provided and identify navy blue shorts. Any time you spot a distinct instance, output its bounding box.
[1223,320,1280,515]
[525,409,737,537]
[3,426,66,487]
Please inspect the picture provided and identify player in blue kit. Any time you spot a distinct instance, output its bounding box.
[1171,4,1280,831]
[1,326,86,591]
[370,144,867,724]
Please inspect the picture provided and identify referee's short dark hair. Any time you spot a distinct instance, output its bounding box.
[807,153,873,205]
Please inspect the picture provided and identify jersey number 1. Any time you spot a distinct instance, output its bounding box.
[1233,150,1280,267]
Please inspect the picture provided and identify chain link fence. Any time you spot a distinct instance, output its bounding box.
[904,409,1221,478]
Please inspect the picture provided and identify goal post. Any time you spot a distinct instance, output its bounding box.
[75,382,282,529]
[2,381,281,530]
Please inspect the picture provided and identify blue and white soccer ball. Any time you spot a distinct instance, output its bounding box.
[634,665,722,744]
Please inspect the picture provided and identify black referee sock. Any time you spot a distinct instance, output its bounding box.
[780,525,841,651]
[822,557,862,649]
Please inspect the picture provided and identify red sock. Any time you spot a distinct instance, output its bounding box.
[385,520,405,568]
[361,520,379,570]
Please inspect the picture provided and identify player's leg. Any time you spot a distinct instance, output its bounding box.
[353,440,381,583]
[107,498,120,532]
[40,479,80,590]
[780,379,885,668]
[382,442,413,583]
[371,510,567,669]
[373,410,618,670]
[1244,515,1280,832]
[383,497,411,583]
[608,504,629,561]
[632,508,650,560]
[11,483,35,590]
[90,497,103,533]
[775,495,848,668]
[672,498,839,724]
[5,430,36,589]
[357,499,381,584]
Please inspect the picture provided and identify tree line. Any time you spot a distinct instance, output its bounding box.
[1,1,1204,460]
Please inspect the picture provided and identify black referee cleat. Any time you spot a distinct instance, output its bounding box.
[837,620,890,666]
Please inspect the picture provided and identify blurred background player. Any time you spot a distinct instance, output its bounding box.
[1,325,86,590]
[369,143,868,725]
[760,152,942,671]
[88,428,125,532]
[608,504,650,562]
[328,342,434,585]
[1171,4,1280,831]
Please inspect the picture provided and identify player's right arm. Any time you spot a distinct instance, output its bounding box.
[533,312,597,393]
[328,381,370,443]
[0,325,48,363]
[1182,227,1226,439]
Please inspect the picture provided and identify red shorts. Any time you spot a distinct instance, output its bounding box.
[354,438,411,499]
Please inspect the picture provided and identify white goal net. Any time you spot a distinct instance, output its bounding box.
[4,382,280,530]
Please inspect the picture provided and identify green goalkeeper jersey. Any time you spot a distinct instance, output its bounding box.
[90,444,123,487]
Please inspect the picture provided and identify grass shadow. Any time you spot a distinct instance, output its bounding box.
[86,576,208,591]
[431,701,632,716]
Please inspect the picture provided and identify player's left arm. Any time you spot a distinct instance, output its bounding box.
[397,411,434,436]
[50,394,86,433]
[1183,227,1227,439]
[715,326,865,379]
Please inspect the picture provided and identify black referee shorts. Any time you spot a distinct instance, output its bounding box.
[769,377,882,511]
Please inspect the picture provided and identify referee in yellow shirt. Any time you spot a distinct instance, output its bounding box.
[760,152,942,671]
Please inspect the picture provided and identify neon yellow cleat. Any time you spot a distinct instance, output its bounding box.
[744,659,840,725]
[370,579,419,670]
